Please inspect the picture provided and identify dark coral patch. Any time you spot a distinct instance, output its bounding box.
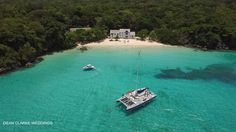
[155,64,236,84]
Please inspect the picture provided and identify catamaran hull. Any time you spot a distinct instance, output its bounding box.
[126,96,156,111]
[83,68,95,71]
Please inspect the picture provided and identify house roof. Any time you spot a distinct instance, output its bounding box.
[70,27,91,32]
[110,29,132,33]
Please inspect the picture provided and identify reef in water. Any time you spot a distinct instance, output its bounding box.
[155,64,236,83]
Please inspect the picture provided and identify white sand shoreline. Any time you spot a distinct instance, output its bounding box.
[77,39,179,48]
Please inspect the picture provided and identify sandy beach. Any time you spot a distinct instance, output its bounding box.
[77,39,176,48]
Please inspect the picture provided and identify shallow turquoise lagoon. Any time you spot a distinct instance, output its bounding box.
[0,46,236,131]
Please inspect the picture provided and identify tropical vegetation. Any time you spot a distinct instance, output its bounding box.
[0,0,235,73]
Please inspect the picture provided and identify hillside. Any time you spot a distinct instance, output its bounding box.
[0,0,236,72]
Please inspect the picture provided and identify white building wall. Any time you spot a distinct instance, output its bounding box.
[130,32,135,39]
[110,30,119,38]
[110,29,135,39]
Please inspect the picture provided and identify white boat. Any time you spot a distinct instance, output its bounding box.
[83,64,95,70]
[117,87,156,111]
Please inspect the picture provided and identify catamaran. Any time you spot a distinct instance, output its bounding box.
[117,51,157,111]
[117,87,156,111]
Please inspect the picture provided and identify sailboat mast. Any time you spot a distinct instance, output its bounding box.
[136,50,141,88]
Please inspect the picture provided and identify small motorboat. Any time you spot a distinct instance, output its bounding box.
[83,64,95,70]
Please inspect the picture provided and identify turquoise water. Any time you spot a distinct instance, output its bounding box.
[0,46,236,131]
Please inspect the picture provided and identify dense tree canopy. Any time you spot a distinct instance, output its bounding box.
[0,0,236,71]
[74,28,106,42]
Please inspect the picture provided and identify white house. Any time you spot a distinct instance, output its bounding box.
[110,29,135,39]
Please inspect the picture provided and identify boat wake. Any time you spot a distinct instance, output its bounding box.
[80,69,101,80]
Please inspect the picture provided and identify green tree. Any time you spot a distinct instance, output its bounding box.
[137,29,149,40]
[149,30,158,41]
[75,27,106,43]
[0,18,28,50]
[18,43,36,64]
[42,18,67,51]
[0,44,18,67]
[65,31,77,47]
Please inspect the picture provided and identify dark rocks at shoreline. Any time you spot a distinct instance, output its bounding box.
[25,62,33,67]
[0,57,44,75]
[185,44,231,51]
[36,56,44,63]
[0,67,12,74]
[79,46,88,52]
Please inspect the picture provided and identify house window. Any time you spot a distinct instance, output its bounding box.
[125,31,129,38]
[125,31,129,35]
